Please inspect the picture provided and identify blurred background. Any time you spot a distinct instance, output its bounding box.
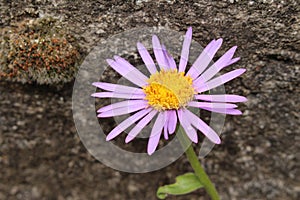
[0,0,299,199]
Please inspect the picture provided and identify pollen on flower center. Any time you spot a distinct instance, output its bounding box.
[143,69,195,111]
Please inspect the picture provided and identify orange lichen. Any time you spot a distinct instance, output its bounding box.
[0,17,82,85]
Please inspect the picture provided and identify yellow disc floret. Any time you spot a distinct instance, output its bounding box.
[143,69,195,111]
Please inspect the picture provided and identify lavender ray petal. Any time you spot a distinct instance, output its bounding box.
[152,35,168,70]
[187,39,223,79]
[97,103,148,118]
[97,100,148,113]
[114,55,149,81]
[193,46,238,84]
[161,44,170,70]
[163,46,177,70]
[92,82,144,94]
[201,107,243,115]
[147,112,166,155]
[188,101,238,109]
[194,94,247,103]
[106,108,153,141]
[184,109,221,144]
[227,57,240,66]
[163,111,169,140]
[177,109,198,143]
[195,69,246,93]
[91,92,145,99]
[167,110,177,134]
[125,110,158,143]
[106,58,147,87]
[179,27,192,72]
[137,42,157,74]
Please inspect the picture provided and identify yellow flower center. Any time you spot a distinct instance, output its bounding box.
[143,69,195,111]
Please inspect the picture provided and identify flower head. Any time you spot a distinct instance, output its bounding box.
[92,27,247,155]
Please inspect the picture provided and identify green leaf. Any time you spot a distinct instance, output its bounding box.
[156,172,204,199]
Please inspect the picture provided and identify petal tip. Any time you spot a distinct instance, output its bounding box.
[237,111,243,115]
[240,96,248,102]
[152,34,159,40]
[147,148,155,155]
[125,137,131,143]
[193,137,198,143]
[187,27,192,35]
[113,55,120,60]
[231,57,240,63]
[215,138,221,144]
[92,82,102,88]
[147,141,159,155]
[240,68,247,74]
[231,46,238,51]
[106,59,114,65]
[216,38,223,44]
[137,42,143,48]
[106,135,113,141]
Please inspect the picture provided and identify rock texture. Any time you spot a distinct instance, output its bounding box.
[0,0,299,200]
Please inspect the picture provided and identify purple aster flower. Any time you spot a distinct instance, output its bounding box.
[92,27,247,155]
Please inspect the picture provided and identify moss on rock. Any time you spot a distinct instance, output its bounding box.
[0,17,82,85]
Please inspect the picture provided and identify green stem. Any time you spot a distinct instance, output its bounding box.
[178,126,220,200]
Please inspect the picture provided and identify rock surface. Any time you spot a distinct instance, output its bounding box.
[0,0,299,200]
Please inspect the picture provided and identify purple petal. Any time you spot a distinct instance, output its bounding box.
[92,82,144,94]
[97,100,147,113]
[184,109,221,144]
[227,57,240,66]
[106,108,153,141]
[97,103,147,118]
[195,69,246,93]
[163,126,168,140]
[152,35,168,70]
[114,55,149,81]
[164,125,169,140]
[163,111,169,140]
[161,45,170,70]
[179,27,192,72]
[177,109,198,143]
[147,112,166,155]
[106,58,147,87]
[91,92,145,99]
[162,45,177,70]
[125,110,158,143]
[194,94,247,103]
[161,44,177,70]
[193,46,238,84]
[201,107,243,115]
[188,101,238,109]
[187,39,223,79]
[137,42,158,74]
[167,110,177,134]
